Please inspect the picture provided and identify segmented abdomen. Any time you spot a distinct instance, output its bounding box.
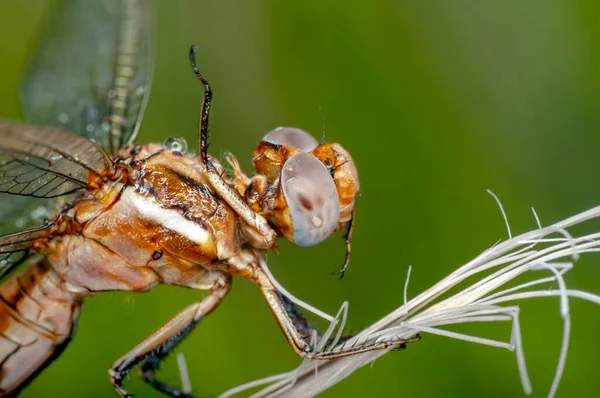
[0,259,80,396]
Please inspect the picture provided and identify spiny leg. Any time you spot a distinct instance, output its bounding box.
[275,292,364,349]
[188,46,276,248]
[276,292,316,341]
[333,208,356,280]
[275,293,405,352]
[256,269,419,359]
[138,322,197,398]
[109,274,231,397]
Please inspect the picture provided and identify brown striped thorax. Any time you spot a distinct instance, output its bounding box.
[104,125,360,260]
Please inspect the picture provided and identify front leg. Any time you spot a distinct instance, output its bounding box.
[109,273,231,397]
[205,169,276,248]
[226,253,420,359]
[258,273,420,359]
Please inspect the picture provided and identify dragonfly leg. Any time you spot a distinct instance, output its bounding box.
[205,168,277,249]
[139,347,192,397]
[333,208,356,279]
[255,269,420,359]
[109,273,231,397]
[273,292,404,353]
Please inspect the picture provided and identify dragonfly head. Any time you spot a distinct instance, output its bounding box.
[253,127,359,247]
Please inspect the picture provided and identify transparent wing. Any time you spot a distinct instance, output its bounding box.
[0,223,55,279]
[0,158,84,198]
[19,0,153,153]
[0,121,112,234]
[0,0,152,236]
[0,120,112,194]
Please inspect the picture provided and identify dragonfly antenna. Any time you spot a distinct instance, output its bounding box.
[189,45,212,166]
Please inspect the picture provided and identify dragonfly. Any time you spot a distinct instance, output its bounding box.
[0,0,419,396]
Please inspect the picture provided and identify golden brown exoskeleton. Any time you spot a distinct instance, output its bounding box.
[0,117,420,397]
[0,1,418,396]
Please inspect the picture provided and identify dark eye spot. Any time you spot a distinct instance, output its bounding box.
[324,158,332,167]
[298,194,313,210]
[152,250,163,260]
[129,146,140,156]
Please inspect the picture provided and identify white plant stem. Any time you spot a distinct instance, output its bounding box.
[219,201,600,398]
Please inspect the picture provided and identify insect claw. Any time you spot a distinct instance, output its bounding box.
[392,343,407,352]
[331,266,347,280]
[332,240,351,280]
[303,343,314,354]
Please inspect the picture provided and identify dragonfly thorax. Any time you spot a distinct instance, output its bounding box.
[50,143,243,293]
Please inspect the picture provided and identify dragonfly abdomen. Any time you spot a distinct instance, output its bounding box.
[0,258,80,397]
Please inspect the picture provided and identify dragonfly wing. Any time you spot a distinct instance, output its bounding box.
[0,118,113,271]
[0,121,113,234]
[19,0,153,153]
[0,223,55,279]
[0,120,112,196]
[1,0,152,235]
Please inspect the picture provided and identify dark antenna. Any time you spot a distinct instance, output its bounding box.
[189,45,212,166]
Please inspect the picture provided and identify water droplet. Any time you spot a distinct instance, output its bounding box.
[50,153,62,162]
[101,122,111,135]
[58,113,69,124]
[164,136,188,154]
[15,217,27,229]
[31,206,49,221]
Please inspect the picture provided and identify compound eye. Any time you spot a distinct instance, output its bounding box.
[263,127,318,152]
[281,152,340,247]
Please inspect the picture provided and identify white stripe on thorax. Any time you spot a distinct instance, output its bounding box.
[123,189,210,245]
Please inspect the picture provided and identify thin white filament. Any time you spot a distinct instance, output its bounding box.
[400,322,514,350]
[535,263,569,398]
[177,352,192,395]
[531,206,542,229]
[403,265,412,314]
[488,189,512,239]
[223,202,600,397]
[315,301,348,353]
[258,256,336,322]
[510,309,532,394]
[218,372,294,398]
[483,289,600,306]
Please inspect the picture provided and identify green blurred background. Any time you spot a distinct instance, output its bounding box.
[1,0,600,396]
